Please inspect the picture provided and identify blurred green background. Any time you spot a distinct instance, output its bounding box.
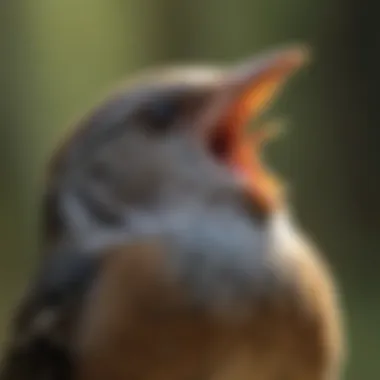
[0,1,378,379]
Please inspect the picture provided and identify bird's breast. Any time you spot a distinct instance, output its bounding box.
[76,208,331,380]
[120,203,298,321]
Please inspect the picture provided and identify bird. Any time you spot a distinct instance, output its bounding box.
[0,45,345,380]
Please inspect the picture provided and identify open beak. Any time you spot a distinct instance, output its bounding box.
[198,45,309,212]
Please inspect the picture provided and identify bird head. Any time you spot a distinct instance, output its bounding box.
[43,45,308,247]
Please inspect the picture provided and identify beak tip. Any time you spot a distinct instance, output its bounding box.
[253,43,311,88]
[233,43,311,87]
[277,43,311,70]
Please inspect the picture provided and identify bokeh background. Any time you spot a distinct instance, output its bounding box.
[0,1,378,378]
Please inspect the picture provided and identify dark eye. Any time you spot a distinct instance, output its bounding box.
[144,99,179,132]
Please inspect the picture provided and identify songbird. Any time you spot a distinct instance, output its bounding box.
[0,45,345,380]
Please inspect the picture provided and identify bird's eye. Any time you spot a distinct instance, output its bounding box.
[144,99,179,132]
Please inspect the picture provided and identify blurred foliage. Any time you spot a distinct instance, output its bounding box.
[0,1,378,379]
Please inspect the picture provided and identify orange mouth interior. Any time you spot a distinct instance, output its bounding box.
[209,114,282,214]
[207,70,297,213]
[205,46,309,213]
